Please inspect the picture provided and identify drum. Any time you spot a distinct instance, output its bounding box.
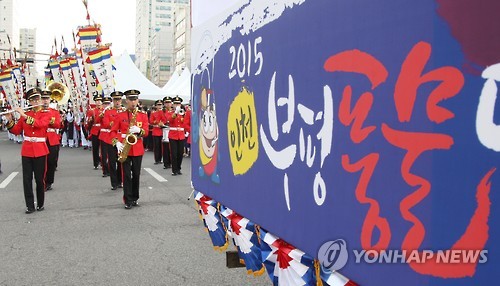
[162,126,170,142]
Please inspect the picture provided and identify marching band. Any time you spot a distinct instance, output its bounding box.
[0,84,193,213]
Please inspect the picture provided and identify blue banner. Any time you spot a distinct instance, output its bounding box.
[191,1,500,284]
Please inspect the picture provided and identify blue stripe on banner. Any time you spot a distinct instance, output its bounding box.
[79,35,97,41]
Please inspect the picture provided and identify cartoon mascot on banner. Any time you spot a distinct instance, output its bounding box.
[198,87,220,183]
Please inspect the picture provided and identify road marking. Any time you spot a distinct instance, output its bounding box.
[0,172,19,189]
[144,168,168,182]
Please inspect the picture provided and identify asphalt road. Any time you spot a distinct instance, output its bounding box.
[0,131,269,286]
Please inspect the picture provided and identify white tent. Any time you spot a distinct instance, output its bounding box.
[163,68,191,103]
[113,50,165,101]
[161,70,180,91]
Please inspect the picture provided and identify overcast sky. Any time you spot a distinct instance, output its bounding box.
[15,0,135,71]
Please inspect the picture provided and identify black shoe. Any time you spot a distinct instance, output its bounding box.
[177,171,182,175]
[36,206,44,211]
[154,162,161,165]
[117,184,123,188]
[102,174,109,177]
[94,166,98,170]
[132,201,139,207]
[163,165,171,169]
[124,204,132,209]
[46,185,53,191]
[111,186,117,190]
[171,172,177,176]
[25,208,35,214]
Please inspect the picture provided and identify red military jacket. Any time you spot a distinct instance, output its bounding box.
[101,107,124,145]
[8,109,50,157]
[184,109,192,144]
[43,108,62,146]
[163,108,173,126]
[165,110,189,140]
[89,107,103,136]
[98,108,110,143]
[150,109,165,136]
[110,108,149,156]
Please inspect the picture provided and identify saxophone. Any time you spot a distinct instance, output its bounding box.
[118,108,138,163]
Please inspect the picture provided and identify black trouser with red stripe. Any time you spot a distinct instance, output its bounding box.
[22,155,47,210]
[45,144,59,186]
[162,141,171,168]
[153,136,163,163]
[170,139,185,174]
[121,155,142,205]
[91,134,101,168]
[106,143,122,188]
[100,140,109,175]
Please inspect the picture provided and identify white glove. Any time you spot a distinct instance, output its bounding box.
[175,106,181,114]
[129,125,141,134]
[116,141,124,153]
[185,132,189,137]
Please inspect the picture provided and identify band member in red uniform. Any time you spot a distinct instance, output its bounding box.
[99,97,112,177]
[102,91,124,190]
[162,96,173,169]
[183,104,192,157]
[150,99,165,164]
[4,88,50,213]
[86,96,103,170]
[165,96,189,176]
[41,90,62,191]
[110,89,149,209]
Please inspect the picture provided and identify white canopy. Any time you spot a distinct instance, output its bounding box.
[113,50,166,101]
[162,68,191,103]
[161,70,180,91]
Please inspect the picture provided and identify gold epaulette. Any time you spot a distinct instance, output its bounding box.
[26,116,35,125]
[6,120,15,129]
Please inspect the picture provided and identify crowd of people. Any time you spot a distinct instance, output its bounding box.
[1,87,191,213]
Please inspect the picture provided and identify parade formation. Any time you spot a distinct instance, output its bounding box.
[0,8,191,213]
[2,0,500,285]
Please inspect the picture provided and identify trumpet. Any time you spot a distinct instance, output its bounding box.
[0,104,44,116]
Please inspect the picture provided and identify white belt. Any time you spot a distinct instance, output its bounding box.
[94,123,101,127]
[170,127,184,131]
[47,128,59,134]
[100,129,111,132]
[24,136,46,143]
[121,134,127,138]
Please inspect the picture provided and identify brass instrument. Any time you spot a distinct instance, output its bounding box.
[47,81,70,105]
[118,108,138,163]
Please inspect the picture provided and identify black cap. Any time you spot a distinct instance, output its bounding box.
[124,89,140,99]
[110,91,124,100]
[173,96,182,104]
[93,95,103,102]
[163,96,172,103]
[41,90,52,98]
[155,99,162,105]
[102,97,112,104]
[25,87,42,100]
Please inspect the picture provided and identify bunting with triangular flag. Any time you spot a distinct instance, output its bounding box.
[194,191,229,251]
[220,206,265,276]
